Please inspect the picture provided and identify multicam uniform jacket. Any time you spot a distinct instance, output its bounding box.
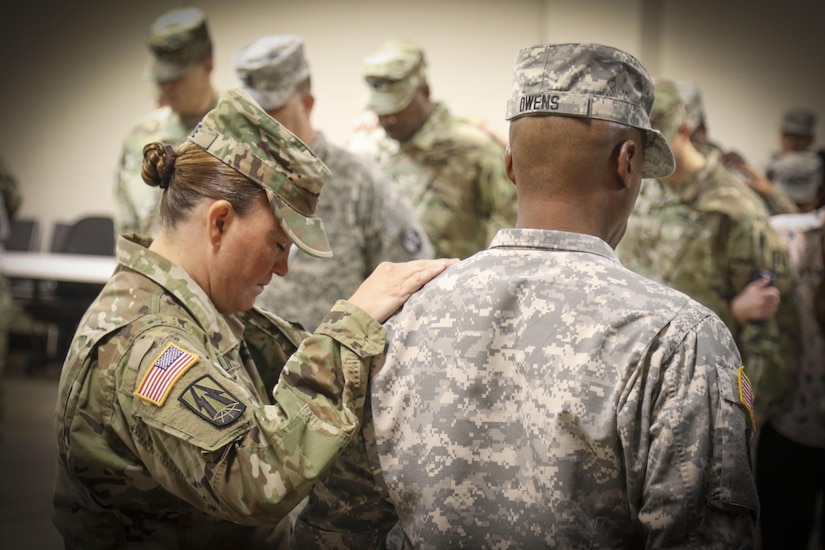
[347,102,517,259]
[257,132,433,331]
[53,235,385,548]
[617,148,799,427]
[291,229,758,549]
[114,98,217,239]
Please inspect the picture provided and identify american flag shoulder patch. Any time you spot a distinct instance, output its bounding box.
[737,365,756,431]
[134,342,199,406]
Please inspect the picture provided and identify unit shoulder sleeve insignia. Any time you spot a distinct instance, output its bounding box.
[178,374,247,427]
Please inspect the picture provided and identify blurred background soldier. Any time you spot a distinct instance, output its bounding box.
[347,38,517,259]
[617,78,799,428]
[114,7,219,240]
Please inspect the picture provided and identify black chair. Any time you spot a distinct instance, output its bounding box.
[23,215,115,373]
[5,217,41,252]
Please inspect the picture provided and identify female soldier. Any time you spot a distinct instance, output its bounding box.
[53,88,454,548]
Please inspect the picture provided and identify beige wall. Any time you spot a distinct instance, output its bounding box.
[1,0,822,243]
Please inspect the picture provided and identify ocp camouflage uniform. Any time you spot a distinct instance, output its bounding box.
[291,229,758,548]
[53,235,385,548]
[347,102,517,259]
[114,99,217,238]
[257,132,433,331]
[617,147,799,427]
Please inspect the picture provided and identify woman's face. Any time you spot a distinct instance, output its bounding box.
[212,195,293,314]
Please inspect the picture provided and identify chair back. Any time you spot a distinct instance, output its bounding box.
[61,216,115,256]
[6,218,41,251]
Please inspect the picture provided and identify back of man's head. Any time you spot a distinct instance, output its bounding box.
[505,42,674,180]
[145,7,213,84]
[234,34,311,112]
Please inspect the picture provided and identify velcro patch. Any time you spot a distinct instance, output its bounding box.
[738,366,756,431]
[134,343,199,406]
[178,374,246,427]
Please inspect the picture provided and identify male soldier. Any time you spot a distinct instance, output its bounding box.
[347,38,517,259]
[290,43,758,547]
[617,78,799,428]
[234,34,434,331]
[114,7,219,239]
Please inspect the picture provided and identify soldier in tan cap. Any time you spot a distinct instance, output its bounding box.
[114,7,219,241]
[53,88,455,548]
[347,38,517,259]
[234,34,434,332]
[291,43,757,547]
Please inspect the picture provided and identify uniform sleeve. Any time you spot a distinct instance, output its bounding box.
[620,313,758,548]
[116,300,386,526]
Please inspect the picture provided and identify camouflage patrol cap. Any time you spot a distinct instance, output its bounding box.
[505,43,674,179]
[145,7,213,83]
[767,150,824,204]
[676,81,705,133]
[188,88,333,258]
[234,34,311,112]
[363,39,427,115]
[781,108,817,136]
[649,78,688,143]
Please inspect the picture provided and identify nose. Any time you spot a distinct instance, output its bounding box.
[272,257,288,278]
[378,113,397,125]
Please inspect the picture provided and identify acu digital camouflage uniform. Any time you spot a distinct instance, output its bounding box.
[291,43,758,548]
[234,34,434,332]
[54,89,387,547]
[347,40,517,259]
[617,79,799,428]
[114,7,218,239]
[257,132,434,331]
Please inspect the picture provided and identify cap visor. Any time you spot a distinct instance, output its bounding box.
[642,129,676,179]
[272,196,332,258]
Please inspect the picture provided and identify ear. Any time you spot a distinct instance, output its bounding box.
[505,144,516,185]
[301,93,315,115]
[206,200,234,247]
[617,140,641,189]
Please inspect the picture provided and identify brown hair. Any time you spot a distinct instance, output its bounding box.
[141,141,266,229]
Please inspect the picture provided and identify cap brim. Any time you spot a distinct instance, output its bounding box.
[269,193,332,258]
[367,88,417,116]
[144,58,192,83]
[241,86,291,113]
[641,127,676,179]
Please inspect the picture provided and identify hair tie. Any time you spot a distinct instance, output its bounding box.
[159,144,176,190]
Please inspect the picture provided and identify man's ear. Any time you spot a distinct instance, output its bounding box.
[301,93,315,115]
[617,139,640,189]
[505,144,516,185]
[207,200,234,247]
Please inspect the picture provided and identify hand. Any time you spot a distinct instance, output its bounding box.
[348,258,459,323]
[730,276,781,325]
